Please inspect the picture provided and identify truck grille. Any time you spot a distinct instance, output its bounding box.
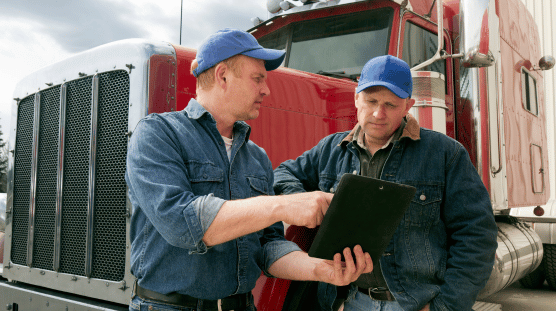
[11,70,130,282]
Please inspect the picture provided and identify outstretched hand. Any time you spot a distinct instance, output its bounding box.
[313,245,372,286]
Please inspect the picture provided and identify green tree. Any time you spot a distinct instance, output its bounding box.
[0,125,7,193]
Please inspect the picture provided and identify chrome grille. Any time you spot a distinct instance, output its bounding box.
[11,70,130,282]
[91,72,129,280]
[11,96,34,266]
[34,86,61,270]
[60,76,92,276]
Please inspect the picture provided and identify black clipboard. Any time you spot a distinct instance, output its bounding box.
[308,174,416,266]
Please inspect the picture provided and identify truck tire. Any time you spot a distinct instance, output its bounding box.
[519,265,545,289]
[544,244,556,290]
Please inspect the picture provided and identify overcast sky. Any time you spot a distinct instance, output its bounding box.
[0,0,270,142]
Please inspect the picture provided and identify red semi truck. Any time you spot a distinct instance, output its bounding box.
[1,0,555,310]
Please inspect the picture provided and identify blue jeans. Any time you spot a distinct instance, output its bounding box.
[343,291,404,311]
[129,296,256,311]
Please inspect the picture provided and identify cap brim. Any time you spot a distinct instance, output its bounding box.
[356,81,410,98]
[243,48,286,71]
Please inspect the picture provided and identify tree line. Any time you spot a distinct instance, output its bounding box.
[0,123,7,193]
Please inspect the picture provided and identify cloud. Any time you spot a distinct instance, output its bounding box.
[0,0,173,53]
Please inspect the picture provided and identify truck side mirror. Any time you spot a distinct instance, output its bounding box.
[460,0,494,67]
[538,55,555,71]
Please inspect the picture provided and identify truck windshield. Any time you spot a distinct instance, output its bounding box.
[258,7,394,77]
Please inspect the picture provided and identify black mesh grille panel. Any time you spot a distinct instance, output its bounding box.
[11,96,35,266]
[59,77,92,276]
[33,86,61,270]
[91,71,129,281]
[10,70,130,282]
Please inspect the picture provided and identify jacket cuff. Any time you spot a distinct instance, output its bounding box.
[183,194,226,254]
[262,240,302,277]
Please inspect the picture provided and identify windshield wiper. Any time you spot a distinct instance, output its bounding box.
[316,70,359,82]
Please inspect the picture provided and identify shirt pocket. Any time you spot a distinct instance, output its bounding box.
[186,160,224,196]
[318,175,340,193]
[247,175,270,196]
[405,184,442,225]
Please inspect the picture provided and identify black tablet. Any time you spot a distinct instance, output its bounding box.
[308,174,416,266]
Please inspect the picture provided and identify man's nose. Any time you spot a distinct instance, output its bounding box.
[261,82,270,96]
[373,105,386,118]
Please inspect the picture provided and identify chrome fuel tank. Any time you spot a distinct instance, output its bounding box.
[478,220,543,298]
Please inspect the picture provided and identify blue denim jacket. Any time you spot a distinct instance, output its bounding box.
[125,99,301,300]
[274,116,498,311]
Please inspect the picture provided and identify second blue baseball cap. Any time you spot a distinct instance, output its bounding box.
[356,55,412,98]
[192,28,286,77]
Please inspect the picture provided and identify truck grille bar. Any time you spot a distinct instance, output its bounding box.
[11,70,129,282]
[85,75,99,278]
[53,84,67,272]
[27,93,41,267]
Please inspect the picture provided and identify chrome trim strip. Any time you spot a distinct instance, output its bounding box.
[517,217,556,224]
[412,102,449,110]
[489,59,502,175]
[85,75,99,277]
[27,93,41,267]
[53,84,67,272]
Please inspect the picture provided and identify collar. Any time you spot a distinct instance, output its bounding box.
[184,98,252,141]
[184,98,211,120]
[340,113,421,147]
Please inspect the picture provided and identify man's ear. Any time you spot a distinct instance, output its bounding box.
[214,62,228,89]
[405,98,415,113]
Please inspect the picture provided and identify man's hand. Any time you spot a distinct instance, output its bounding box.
[276,191,334,228]
[313,245,373,286]
[419,304,430,311]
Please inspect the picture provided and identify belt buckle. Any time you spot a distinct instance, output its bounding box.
[368,287,385,299]
[217,299,234,311]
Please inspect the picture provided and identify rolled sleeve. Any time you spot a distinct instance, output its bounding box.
[184,195,226,254]
[262,239,302,277]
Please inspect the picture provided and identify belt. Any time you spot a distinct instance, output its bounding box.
[135,284,249,311]
[358,287,395,301]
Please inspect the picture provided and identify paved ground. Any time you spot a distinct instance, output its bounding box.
[481,281,556,311]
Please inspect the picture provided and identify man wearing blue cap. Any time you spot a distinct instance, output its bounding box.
[125,28,373,311]
[274,55,497,311]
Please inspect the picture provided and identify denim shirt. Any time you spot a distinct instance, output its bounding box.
[274,116,498,311]
[125,99,301,300]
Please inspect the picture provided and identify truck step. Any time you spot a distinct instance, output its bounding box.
[473,301,503,311]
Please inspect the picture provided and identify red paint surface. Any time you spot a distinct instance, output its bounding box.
[148,55,178,114]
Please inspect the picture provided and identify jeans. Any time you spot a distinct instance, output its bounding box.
[343,292,404,311]
[129,296,257,311]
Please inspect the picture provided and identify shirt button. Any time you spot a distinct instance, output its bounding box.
[330,187,334,193]
[420,194,426,201]
[353,170,357,174]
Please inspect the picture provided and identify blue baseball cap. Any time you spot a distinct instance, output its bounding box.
[192,28,286,77]
[356,55,412,98]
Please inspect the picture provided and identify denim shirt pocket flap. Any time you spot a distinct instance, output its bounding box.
[186,161,224,183]
[411,186,442,206]
[247,176,270,195]
[406,184,442,224]
[318,175,339,193]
